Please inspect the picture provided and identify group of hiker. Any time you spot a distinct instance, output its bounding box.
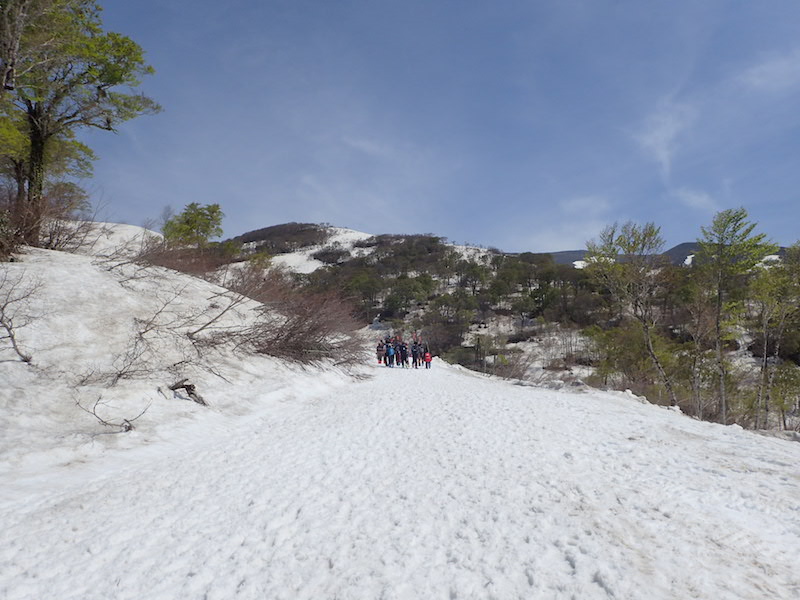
[376,335,432,369]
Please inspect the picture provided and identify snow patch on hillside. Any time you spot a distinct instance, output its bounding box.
[269,226,373,273]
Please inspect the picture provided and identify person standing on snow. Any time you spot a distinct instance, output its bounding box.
[386,343,395,367]
[399,342,409,368]
[376,341,385,364]
[424,350,432,369]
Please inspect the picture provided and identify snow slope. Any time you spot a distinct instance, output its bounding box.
[267,225,492,275]
[269,227,374,274]
[2,227,800,599]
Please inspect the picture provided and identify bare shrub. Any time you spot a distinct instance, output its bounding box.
[76,395,150,433]
[0,266,41,363]
[143,245,234,277]
[92,227,168,287]
[238,278,366,366]
[492,349,535,380]
[77,287,189,386]
[101,238,366,377]
[40,215,114,254]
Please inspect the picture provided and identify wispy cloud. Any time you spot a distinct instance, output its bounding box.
[671,187,718,212]
[559,195,612,217]
[518,194,614,251]
[341,136,395,158]
[739,49,800,93]
[634,100,696,180]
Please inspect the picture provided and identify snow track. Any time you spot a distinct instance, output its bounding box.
[3,361,800,599]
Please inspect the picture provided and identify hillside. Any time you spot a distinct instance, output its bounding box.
[228,222,715,269]
[1,225,800,599]
[223,222,800,427]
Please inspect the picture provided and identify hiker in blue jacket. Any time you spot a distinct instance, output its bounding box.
[386,344,394,367]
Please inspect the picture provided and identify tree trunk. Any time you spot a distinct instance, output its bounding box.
[23,104,47,245]
[641,319,678,406]
[756,313,769,429]
[691,352,702,419]
[714,280,727,424]
[766,312,789,430]
[11,158,26,227]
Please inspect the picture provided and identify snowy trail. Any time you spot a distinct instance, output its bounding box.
[3,360,800,600]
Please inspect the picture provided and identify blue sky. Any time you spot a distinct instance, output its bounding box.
[83,0,800,252]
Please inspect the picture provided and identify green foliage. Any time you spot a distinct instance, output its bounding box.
[162,203,224,248]
[362,234,450,276]
[382,274,435,316]
[247,251,272,270]
[584,321,678,403]
[694,208,778,423]
[585,221,668,320]
[585,323,651,388]
[772,362,800,417]
[5,0,160,244]
[420,290,476,351]
[696,208,778,282]
[0,114,27,159]
[459,259,490,295]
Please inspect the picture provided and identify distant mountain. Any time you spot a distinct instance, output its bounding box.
[227,223,786,270]
[517,245,700,267]
[662,243,700,266]
[661,242,787,266]
[548,250,587,265]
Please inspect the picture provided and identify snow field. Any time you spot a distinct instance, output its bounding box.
[2,227,799,599]
[2,360,799,600]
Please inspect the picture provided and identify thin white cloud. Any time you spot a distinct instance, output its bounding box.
[671,187,718,212]
[516,195,614,251]
[559,195,611,217]
[525,220,610,252]
[341,136,395,158]
[739,49,800,93]
[634,100,696,180]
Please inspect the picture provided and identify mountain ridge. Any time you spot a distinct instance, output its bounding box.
[226,222,722,267]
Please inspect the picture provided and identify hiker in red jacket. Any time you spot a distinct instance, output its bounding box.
[423,350,432,369]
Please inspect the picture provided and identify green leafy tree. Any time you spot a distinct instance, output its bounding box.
[0,111,28,210]
[459,259,490,295]
[695,208,777,424]
[421,290,476,351]
[343,270,384,322]
[771,362,800,430]
[8,0,160,243]
[162,203,224,248]
[586,221,678,405]
[749,263,794,427]
[1,111,95,225]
